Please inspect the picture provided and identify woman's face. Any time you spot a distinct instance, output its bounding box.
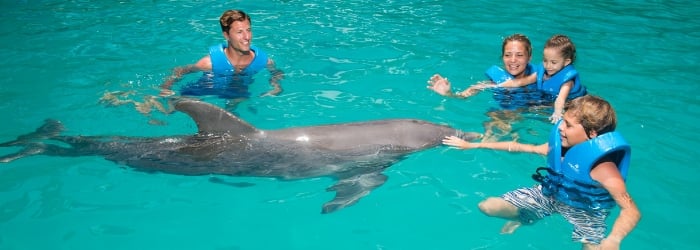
[501,41,532,78]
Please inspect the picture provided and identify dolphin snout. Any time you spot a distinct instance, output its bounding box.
[457,131,483,141]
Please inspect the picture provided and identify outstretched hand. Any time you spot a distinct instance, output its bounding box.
[426,74,453,96]
[442,135,478,149]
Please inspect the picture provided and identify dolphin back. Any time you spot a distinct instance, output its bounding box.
[174,98,260,135]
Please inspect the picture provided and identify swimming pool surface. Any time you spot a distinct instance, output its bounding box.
[1,1,698,249]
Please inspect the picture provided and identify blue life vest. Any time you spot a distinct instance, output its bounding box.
[534,120,631,210]
[180,43,269,98]
[535,64,587,101]
[209,43,269,78]
[485,64,547,109]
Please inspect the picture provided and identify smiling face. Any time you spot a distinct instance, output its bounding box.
[502,40,532,78]
[542,47,572,76]
[224,19,252,53]
[558,111,592,148]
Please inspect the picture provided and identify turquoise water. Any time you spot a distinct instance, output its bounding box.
[1,1,699,249]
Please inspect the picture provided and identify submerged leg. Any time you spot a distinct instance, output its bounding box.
[478,197,523,234]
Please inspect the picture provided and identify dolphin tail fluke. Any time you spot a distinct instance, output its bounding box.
[0,143,46,163]
[0,119,63,163]
[0,119,64,147]
[322,171,388,214]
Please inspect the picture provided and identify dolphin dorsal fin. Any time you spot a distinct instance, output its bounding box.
[174,99,259,135]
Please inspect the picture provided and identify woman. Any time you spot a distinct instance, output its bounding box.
[427,33,545,140]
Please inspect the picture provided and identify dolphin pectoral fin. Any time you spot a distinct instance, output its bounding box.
[208,176,256,188]
[322,171,388,214]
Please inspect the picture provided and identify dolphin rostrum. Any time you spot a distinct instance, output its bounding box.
[0,99,480,213]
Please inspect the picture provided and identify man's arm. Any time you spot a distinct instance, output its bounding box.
[159,56,210,96]
[262,58,284,96]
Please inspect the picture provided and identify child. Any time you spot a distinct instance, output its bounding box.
[499,34,587,123]
[442,95,640,249]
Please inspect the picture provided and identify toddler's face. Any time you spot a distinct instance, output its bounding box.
[542,48,571,76]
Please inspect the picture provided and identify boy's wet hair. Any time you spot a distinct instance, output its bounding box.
[545,34,577,64]
[502,33,532,57]
[564,95,617,136]
[219,10,251,33]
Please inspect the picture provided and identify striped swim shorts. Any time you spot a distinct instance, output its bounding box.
[501,184,612,244]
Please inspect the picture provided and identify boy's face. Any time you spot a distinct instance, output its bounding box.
[558,111,591,148]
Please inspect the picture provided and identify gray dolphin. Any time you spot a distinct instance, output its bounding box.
[0,99,480,213]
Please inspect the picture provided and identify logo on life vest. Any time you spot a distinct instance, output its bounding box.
[567,162,580,174]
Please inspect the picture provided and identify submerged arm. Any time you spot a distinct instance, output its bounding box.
[160,56,210,96]
[262,58,284,97]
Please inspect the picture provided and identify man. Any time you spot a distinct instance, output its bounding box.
[160,9,283,106]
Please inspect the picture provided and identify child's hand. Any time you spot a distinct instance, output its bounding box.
[549,113,562,123]
[442,135,477,149]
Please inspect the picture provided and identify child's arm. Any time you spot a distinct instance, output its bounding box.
[591,161,641,249]
[455,81,497,98]
[442,136,548,155]
[497,72,537,88]
[550,81,573,123]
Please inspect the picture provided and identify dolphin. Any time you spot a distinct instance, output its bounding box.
[0,99,480,213]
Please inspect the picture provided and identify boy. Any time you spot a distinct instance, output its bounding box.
[443,95,640,249]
